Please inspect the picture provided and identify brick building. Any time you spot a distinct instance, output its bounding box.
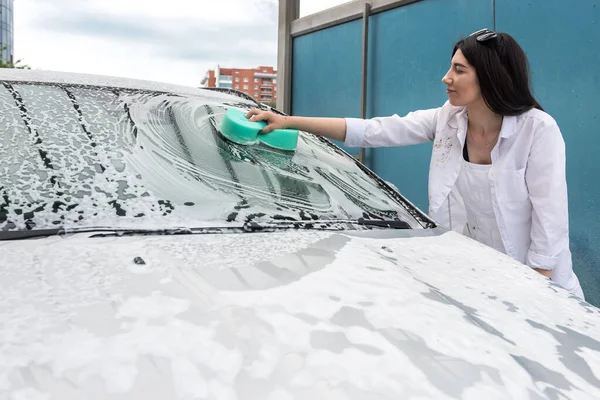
[200,65,277,104]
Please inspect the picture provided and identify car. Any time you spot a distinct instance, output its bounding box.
[1,69,600,400]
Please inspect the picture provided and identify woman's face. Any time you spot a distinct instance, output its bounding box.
[442,49,482,107]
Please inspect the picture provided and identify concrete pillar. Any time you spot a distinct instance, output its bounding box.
[276,0,299,114]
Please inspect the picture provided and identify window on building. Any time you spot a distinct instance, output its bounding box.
[254,92,258,97]
[235,77,239,82]
[254,78,258,83]
[243,84,248,89]
[254,85,258,90]
[235,85,239,89]
[243,78,248,82]
[273,79,277,84]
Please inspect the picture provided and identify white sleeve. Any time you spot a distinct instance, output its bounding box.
[525,118,570,271]
[344,107,440,148]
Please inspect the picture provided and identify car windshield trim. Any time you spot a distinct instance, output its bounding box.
[0,217,414,241]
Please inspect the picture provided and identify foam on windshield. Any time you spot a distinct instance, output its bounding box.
[0,82,424,232]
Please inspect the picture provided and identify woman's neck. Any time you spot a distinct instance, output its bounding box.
[466,100,503,135]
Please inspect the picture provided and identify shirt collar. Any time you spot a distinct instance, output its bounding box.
[454,108,517,144]
[499,115,517,139]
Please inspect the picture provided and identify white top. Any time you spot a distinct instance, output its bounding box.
[456,159,506,254]
[344,102,584,299]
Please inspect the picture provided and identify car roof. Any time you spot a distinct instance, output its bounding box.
[0,68,253,104]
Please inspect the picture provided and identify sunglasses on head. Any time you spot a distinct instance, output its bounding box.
[470,28,498,42]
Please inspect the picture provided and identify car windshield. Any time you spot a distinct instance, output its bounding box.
[0,81,429,232]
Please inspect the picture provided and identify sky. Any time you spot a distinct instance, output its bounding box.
[14,0,351,88]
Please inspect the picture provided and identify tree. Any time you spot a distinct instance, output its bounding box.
[267,100,277,109]
[0,45,30,69]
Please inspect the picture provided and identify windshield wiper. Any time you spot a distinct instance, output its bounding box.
[87,227,234,238]
[89,222,355,237]
[356,218,411,229]
[0,228,65,241]
[242,218,411,232]
[241,220,347,232]
[0,223,343,241]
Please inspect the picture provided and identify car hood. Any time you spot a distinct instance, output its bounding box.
[1,229,600,399]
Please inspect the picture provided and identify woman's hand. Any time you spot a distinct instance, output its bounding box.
[534,268,553,279]
[246,109,288,134]
[245,109,347,142]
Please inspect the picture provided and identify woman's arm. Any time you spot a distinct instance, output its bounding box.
[246,106,443,148]
[525,118,570,279]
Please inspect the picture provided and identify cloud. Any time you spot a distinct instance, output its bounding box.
[40,13,158,41]
[33,0,278,63]
[12,0,347,87]
[37,11,277,65]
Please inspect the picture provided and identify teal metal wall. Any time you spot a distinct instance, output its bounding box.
[291,0,600,306]
[495,0,600,305]
[292,18,363,156]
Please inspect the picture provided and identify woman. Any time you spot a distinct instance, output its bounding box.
[245,29,584,299]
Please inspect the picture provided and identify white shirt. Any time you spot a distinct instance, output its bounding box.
[344,101,584,299]
[457,159,506,254]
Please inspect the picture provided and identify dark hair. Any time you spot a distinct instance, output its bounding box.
[453,32,543,115]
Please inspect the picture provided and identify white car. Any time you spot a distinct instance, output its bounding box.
[1,70,600,400]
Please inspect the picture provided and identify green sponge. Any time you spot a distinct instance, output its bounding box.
[219,108,299,151]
